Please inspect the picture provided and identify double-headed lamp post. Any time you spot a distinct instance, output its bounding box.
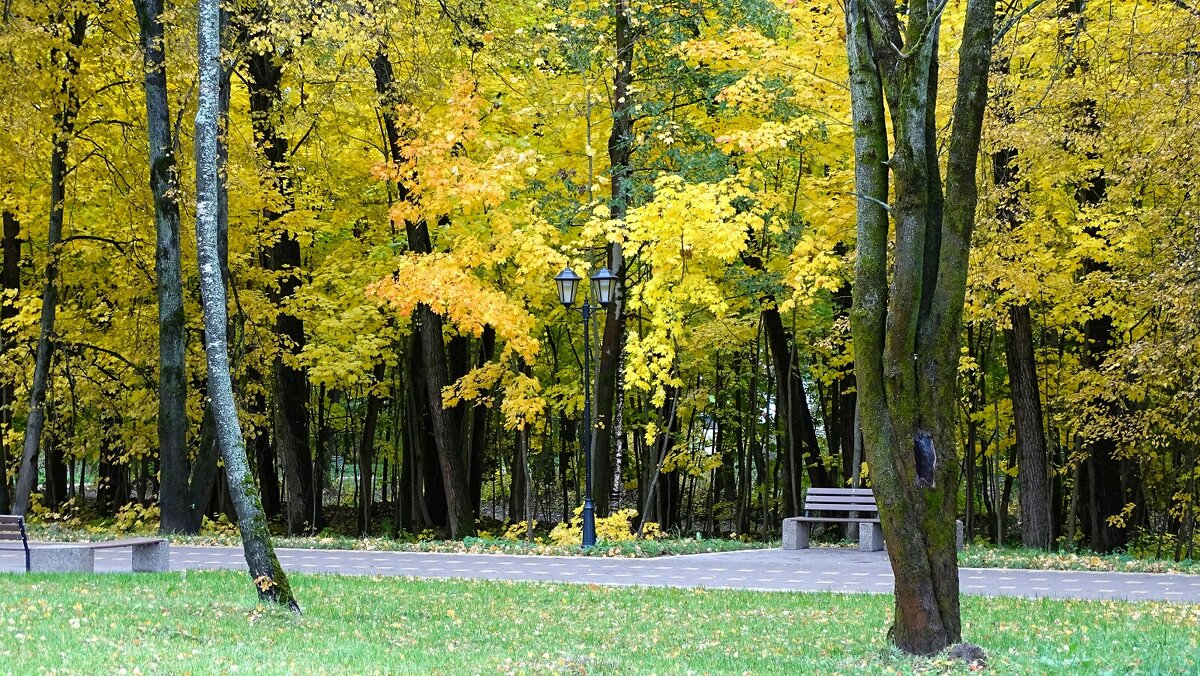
[555,265,617,548]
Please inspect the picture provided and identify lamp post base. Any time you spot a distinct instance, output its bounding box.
[581,498,597,548]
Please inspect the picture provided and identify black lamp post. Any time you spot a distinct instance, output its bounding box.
[555,265,617,548]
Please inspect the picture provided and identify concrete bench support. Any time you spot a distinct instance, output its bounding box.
[29,546,96,573]
[782,518,809,550]
[131,540,170,572]
[858,523,885,552]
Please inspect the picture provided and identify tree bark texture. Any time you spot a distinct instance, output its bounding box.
[845,0,997,655]
[12,12,88,516]
[133,0,190,534]
[1005,305,1052,548]
[196,0,298,610]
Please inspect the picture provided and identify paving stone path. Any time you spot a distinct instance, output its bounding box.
[4,544,1199,603]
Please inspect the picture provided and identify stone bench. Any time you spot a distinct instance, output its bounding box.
[28,538,169,573]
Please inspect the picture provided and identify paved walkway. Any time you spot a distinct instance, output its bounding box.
[4,545,1200,603]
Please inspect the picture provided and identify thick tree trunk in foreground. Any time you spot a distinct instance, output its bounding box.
[13,12,88,515]
[846,0,996,654]
[0,210,18,514]
[133,0,189,534]
[197,0,298,610]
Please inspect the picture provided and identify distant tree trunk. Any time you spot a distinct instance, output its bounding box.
[468,327,496,517]
[1005,304,1052,548]
[12,12,88,516]
[197,0,298,610]
[133,0,189,533]
[740,247,832,501]
[762,307,830,491]
[358,362,387,535]
[990,52,1052,550]
[0,210,18,514]
[846,0,997,654]
[372,47,473,538]
[97,415,130,515]
[1055,0,1129,552]
[592,0,635,518]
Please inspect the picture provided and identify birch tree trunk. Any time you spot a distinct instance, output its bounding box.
[196,0,298,610]
[13,11,88,515]
[845,0,997,654]
[132,0,189,534]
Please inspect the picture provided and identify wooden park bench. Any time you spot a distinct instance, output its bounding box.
[781,488,965,552]
[1,515,169,573]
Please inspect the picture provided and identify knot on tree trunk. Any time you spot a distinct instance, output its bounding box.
[914,431,936,487]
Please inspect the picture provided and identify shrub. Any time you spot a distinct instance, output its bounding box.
[548,508,662,545]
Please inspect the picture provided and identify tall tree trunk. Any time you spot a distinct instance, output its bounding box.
[372,47,473,537]
[761,307,830,490]
[1004,304,1052,548]
[0,210,18,514]
[740,247,832,499]
[12,12,88,515]
[846,0,997,654]
[196,0,298,610]
[591,0,635,518]
[990,52,1052,550]
[1055,0,1129,552]
[133,0,189,534]
[243,41,314,534]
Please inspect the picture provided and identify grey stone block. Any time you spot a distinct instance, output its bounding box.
[782,518,810,549]
[29,546,95,573]
[858,522,885,552]
[132,541,169,572]
[956,519,964,551]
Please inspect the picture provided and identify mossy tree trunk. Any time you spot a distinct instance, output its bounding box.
[196,0,298,611]
[845,0,997,655]
[133,0,189,535]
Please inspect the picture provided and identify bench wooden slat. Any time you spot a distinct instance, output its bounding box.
[794,516,881,523]
[802,493,878,504]
[0,532,26,540]
[801,504,878,516]
[804,487,875,494]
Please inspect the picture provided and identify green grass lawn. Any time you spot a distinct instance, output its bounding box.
[0,572,1196,674]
